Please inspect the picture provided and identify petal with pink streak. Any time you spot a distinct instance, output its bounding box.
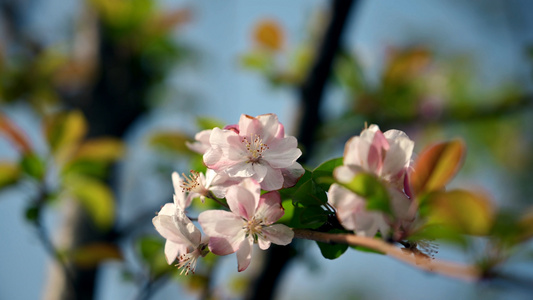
[262,224,294,246]
[255,191,284,224]
[225,181,258,219]
[238,114,262,139]
[367,129,389,174]
[237,237,253,272]
[381,134,414,180]
[256,113,280,143]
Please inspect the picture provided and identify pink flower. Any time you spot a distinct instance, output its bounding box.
[203,114,304,191]
[177,169,239,203]
[328,125,414,238]
[186,129,212,154]
[198,178,294,272]
[152,173,209,274]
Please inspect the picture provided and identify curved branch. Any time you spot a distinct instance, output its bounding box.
[293,228,481,281]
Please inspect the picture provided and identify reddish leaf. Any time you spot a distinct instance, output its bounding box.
[0,112,32,154]
[410,139,466,195]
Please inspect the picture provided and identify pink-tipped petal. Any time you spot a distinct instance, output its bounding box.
[225,180,259,219]
[255,191,284,224]
[236,237,253,272]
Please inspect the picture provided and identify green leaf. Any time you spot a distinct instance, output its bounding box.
[299,206,328,229]
[69,243,122,269]
[196,116,226,130]
[66,176,115,230]
[20,153,46,180]
[317,241,348,260]
[410,139,466,195]
[343,173,391,215]
[72,138,125,162]
[424,189,493,236]
[292,177,328,207]
[44,110,88,163]
[62,160,108,178]
[278,169,312,200]
[316,228,349,259]
[148,131,191,154]
[0,162,20,188]
[312,157,343,190]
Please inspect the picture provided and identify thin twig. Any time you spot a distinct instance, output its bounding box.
[293,228,481,281]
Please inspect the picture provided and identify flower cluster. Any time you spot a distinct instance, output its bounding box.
[153,115,422,274]
[153,114,300,273]
[327,124,415,240]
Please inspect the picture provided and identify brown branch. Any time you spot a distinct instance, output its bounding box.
[293,229,482,281]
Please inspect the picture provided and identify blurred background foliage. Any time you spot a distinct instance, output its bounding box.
[1,0,533,299]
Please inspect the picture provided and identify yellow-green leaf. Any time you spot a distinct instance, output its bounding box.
[66,176,115,230]
[70,243,122,269]
[425,189,493,236]
[148,131,191,154]
[411,139,466,195]
[44,110,88,163]
[73,138,125,162]
[0,162,20,188]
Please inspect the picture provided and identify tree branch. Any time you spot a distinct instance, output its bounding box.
[293,229,481,281]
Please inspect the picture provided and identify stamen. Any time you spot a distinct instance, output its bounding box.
[176,251,200,275]
[180,170,200,192]
[241,134,269,163]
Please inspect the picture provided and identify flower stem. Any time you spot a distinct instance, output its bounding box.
[292,228,481,281]
[206,191,229,209]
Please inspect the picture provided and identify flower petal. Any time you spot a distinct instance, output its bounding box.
[262,136,301,168]
[255,191,284,224]
[153,215,186,244]
[198,210,244,238]
[237,237,253,272]
[262,224,294,246]
[259,166,283,191]
[164,240,186,265]
[281,162,305,188]
[225,179,260,219]
[158,203,176,217]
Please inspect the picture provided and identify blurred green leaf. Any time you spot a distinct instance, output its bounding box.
[196,116,225,130]
[0,162,20,188]
[72,138,125,162]
[342,173,392,215]
[424,189,493,236]
[66,176,115,230]
[240,51,272,71]
[62,160,108,179]
[20,153,46,181]
[70,243,122,269]
[410,139,466,195]
[148,131,191,154]
[44,110,88,163]
[312,157,343,190]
